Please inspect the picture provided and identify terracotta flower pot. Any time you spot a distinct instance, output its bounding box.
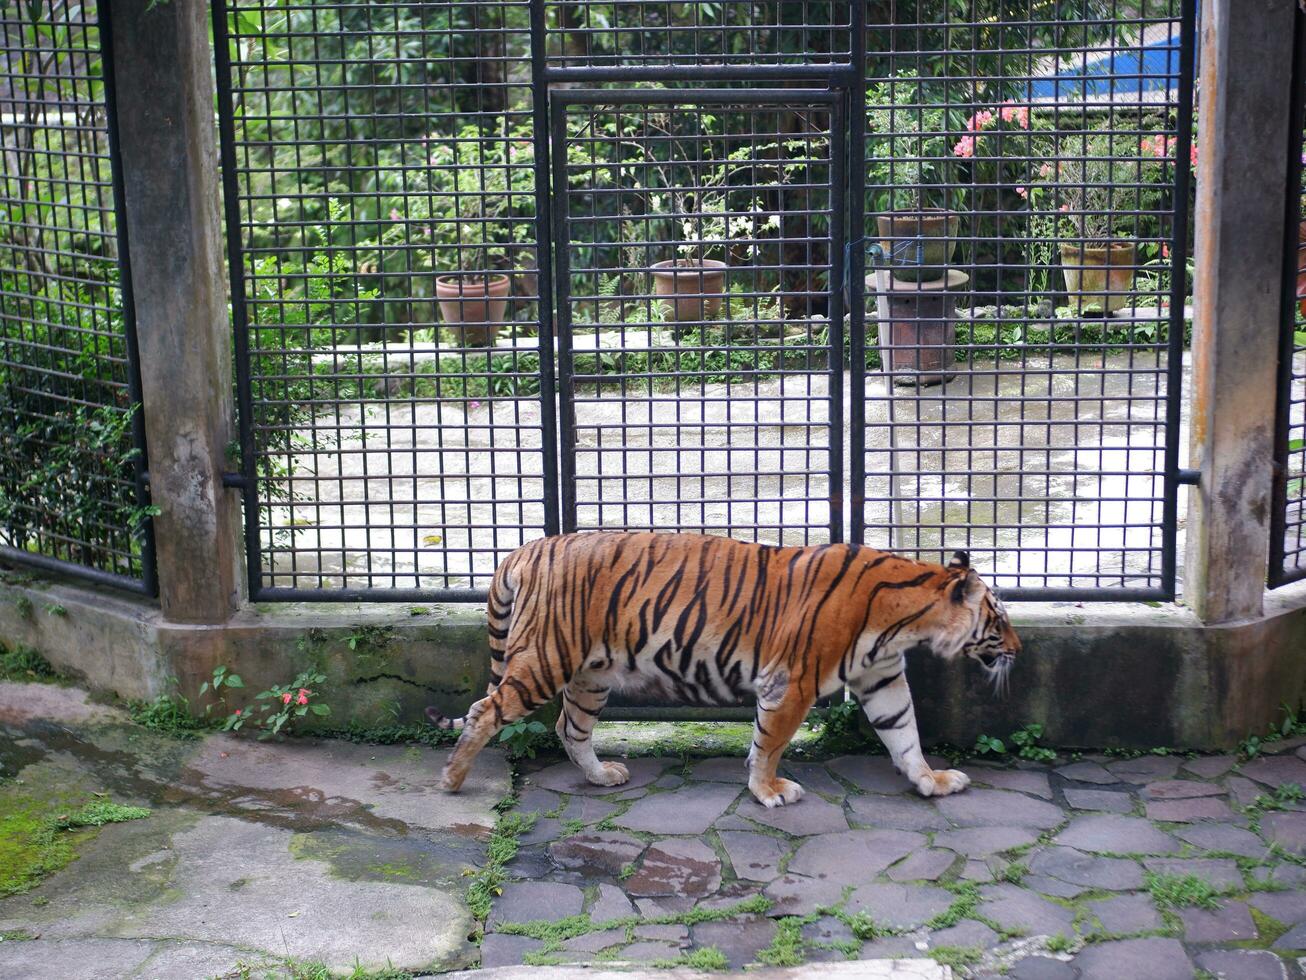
[876,209,960,283]
[435,274,510,347]
[1059,241,1137,314]
[649,258,727,323]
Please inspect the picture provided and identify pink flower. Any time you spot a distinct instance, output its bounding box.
[297,694,308,705]
[1000,102,1029,129]
[1161,244,1171,259]
[1059,204,1071,213]
[1015,186,1027,198]
[389,208,402,222]
[281,692,293,704]
[469,400,482,411]
[1190,144,1198,168]
[234,709,242,717]
[965,109,994,132]
[1039,163,1053,178]
[952,136,975,159]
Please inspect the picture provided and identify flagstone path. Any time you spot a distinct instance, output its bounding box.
[7,678,1306,978]
[484,745,1306,979]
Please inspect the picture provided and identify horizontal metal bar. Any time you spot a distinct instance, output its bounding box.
[602,704,757,722]
[992,586,1173,603]
[253,586,489,604]
[543,65,856,84]
[553,88,841,107]
[1175,469,1200,485]
[0,546,153,596]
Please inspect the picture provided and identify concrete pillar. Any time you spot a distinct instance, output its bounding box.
[1185,0,1298,624]
[106,0,244,623]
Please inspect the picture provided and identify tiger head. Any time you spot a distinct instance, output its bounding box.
[931,551,1020,693]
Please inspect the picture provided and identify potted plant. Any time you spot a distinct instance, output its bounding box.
[1031,125,1173,315]
[866,72,964,282]
[401,123,535,346]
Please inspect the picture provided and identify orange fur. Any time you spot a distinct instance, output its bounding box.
[434,532,1021,806]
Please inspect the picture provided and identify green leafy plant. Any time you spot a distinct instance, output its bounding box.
[55,801,150,829]
[973,733,1007,756]
[0,645,59,682]
[497,719,554,760]
[1010,724,1057,762]
[216,667,330,739]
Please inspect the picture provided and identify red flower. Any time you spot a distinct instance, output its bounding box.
[234,709,242,717]
[281,692,293,704]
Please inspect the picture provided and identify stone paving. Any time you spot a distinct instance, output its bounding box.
[11,677,1306,978]
[0,681,508,978]
[481,741,1306,978]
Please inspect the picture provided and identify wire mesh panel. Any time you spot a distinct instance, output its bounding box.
[214,0,548,598]
[855,0,1194,598]
[1271,6,1306,589]
[543,1,852,73]
[552,90,844,544]
[0,0,154,592]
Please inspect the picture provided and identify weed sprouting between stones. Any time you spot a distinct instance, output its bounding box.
[1145,871,1222,911]
[652,946,730,970]
[495,895,772,956]
[55,801,150,829]
[466,810,538,921]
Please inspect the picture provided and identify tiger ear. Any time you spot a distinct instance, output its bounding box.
[950,567,982,605]
[947,550,970,570]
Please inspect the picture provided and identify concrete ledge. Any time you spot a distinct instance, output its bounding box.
[0,572,492,724]
[3,568,1305,749]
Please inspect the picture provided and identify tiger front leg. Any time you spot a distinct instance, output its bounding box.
[746,670,812,808]
[856,671,969,798]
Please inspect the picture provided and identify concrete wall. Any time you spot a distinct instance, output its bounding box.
[4,567,1305,750]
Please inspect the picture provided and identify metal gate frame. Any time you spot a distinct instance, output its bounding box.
[548,87,849,545]
[1270,1,1306,589]
[0,0,157,596]
[212,0,1198,604]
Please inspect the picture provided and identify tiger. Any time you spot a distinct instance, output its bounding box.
[427,531,1020,808]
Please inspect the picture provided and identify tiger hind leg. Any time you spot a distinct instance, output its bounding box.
[556,678,628,787]
[440,658,557,792]
[746,672,813,808]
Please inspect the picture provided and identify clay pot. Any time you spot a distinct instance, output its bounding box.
[649,258,727,322]
[435,274,510,347]
[870,269,969,387]
[875,209,960,283]
[1059,241,1137,314]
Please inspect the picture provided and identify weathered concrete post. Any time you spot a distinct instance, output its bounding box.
[1185,0,1298,623]
[107,0,244,623]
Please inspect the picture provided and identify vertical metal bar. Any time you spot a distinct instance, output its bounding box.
[529,0,561,537]
[828,92,847,543]
[210,0,263,598]
[1160,0,1199,600]
[96,0,156,596]
[1270,4,1306,588]
[550,98,579,533]
[848,0,867,545]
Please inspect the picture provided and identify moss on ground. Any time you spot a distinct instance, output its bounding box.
[0,776,149,898]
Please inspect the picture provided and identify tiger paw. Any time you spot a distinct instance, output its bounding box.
[914,768,970,798]
[586,761,630,787]
[750,777,805,808]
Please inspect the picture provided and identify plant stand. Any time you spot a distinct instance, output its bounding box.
[870,269,969,387]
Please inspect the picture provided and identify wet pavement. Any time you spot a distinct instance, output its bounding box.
[0,681,507,978]
[8,678,1306,978]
